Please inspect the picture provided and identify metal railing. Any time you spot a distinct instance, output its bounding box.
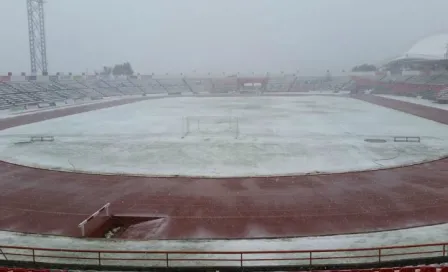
[0,242,447,269]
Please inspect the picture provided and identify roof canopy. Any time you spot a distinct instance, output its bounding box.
[390,34,448,63]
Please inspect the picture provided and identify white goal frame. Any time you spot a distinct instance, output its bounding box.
[78,203,110,237]
[182,116,239,139]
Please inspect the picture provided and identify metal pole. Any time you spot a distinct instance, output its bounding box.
[27,0,48,74]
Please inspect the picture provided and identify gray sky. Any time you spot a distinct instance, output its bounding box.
[1,0,448,75]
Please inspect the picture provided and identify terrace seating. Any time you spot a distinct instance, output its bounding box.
[83,79,122,97]
[3,93,39,106]
[184,78,213,93]
[137,78,167,94]
[9,82,39,92]
[155,78,190,94]
[0,82,19,94]
[406,75,432,84]
[265,76,296,92]
[428,74,448,85]
[0,97,11,109]
[58,79,102,98]
[436,88,448,103]
[380,75,413,83]
[31,91,65,102]
[211,77,238,93]
[105,79,143,95]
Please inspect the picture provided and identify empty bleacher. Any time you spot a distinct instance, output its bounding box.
[1,82,65,106]
[380,74,413,83]
[183,78,213,93]
[106,78,143,95]
[436,88,448,103]
[290,77,321,92]
[0,96,11,109]
[265,76,296,92]
[428,73,448,85]
[155,78,190,94]
[211,77,238,93]
[57,79,102,98]
[82,79,122,97]
[131,77,167,94]
[406,75,433,84]
[0,82,19,94]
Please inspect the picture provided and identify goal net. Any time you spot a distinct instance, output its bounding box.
[182,116,239,139]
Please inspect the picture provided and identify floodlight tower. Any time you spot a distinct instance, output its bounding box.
[27,0,48,75]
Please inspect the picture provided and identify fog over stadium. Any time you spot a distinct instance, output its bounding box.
[2,0,448,75]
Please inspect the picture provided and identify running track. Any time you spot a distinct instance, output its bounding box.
[0,94,447,240]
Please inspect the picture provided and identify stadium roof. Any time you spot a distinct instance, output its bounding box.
[387,34,448,64]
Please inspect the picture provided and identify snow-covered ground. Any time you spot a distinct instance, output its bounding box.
[0,95,447,177]
[0,223,447,267]
[376,94,448,111]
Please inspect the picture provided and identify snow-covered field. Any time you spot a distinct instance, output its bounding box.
[1,223,447,267]
[376,94,448,111]
[0,95,447,177]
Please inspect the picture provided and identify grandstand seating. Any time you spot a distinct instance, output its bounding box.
[105,79,143,95]
[58,79,103,98]
[183,78,213,93]
[154,78,190,94]
[405,75,433,84]
[211,77,238,93]
[380,75,413,83]
[128,77,166,94]
[428,74,448,85]
[82,79,123,97]
[265,76,296,92]
[436,88,448,103]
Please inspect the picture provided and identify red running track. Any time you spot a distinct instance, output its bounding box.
[0,95,447,240]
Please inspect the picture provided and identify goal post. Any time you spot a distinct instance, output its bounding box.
[182,116,239,139]
[78,203,110,237]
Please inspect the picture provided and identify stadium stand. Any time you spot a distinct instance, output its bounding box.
[437,87,448,103]
[183,78,213,93]
[405,75,433,84]
[428,73,448,85]
[83,79,123,97]
[265,75,296,92]
[380,74,413,83]
[0,97,10,110]
[56,79,102,98]
[211,77,238,93]
[154,78,190,95]
[128,77,166,94]
[104,78,144,95]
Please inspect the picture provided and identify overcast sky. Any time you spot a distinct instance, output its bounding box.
[1,0,448,75]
